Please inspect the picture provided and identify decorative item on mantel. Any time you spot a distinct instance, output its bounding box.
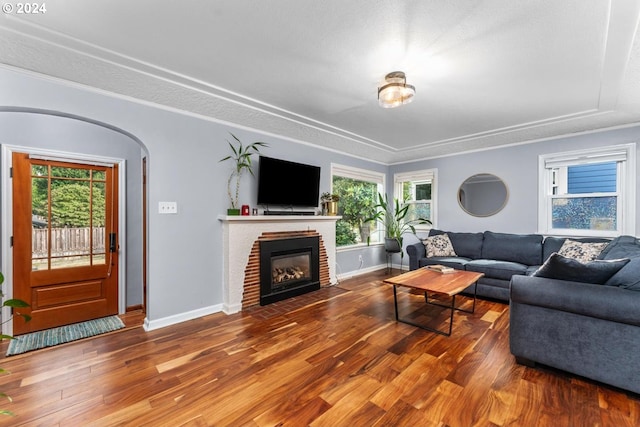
[320,192,340,216]
[219,133,268,215]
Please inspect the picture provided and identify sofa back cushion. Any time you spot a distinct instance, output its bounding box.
[481,231,543,266]
[600,235,640,290]
[543,237,611,262]
[429,229,483,259]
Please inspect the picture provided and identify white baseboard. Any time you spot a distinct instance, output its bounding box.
[143,303,223,331]
[222,303,242,314]
[336,262,410,281]
[142,262,410,331]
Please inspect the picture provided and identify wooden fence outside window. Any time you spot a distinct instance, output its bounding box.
[32,227,106,257]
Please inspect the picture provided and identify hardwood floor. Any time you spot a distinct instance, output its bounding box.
[0,269,638,426]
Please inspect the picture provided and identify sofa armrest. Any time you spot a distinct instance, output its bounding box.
[406,242,425,271]
[510,275,640,327]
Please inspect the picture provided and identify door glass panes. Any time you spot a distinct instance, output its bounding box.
[31,175,48,271]
[92,181,107,265]
[31,162,110,270]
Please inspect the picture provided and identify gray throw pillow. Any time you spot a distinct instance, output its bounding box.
[532,253,629,285]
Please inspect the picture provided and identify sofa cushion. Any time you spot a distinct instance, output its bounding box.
[600,235,640,260]
[421,234,456,257]
[525,265,541,276]
[532,253,629,285]
[419,256,470,270]
[429,229,483,259]
[543,236,611,263]
[558,239,608,263]
[481,231,543,266]
[466,259,528,281]
[511,275,640,327]
[597,235,634,259]
[600,236,640,290]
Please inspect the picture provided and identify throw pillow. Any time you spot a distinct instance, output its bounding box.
[532,253,629,285]
[422,233,457,257]
[558,239,609,263]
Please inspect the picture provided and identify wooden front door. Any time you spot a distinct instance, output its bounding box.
[12,152,119,334]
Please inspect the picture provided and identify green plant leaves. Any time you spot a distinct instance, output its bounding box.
[364,192,431,243]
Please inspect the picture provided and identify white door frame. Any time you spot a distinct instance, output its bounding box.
[1,144,127,336]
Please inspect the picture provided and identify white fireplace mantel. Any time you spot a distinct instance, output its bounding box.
[218,215,341,314]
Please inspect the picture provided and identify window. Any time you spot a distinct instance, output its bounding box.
[539,144,636,237]
[394,169,437,229]
[331,164,385,247]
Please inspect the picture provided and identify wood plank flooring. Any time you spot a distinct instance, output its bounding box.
[0,269,638,426]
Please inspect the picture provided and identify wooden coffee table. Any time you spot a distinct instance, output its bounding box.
[383,268,484,336]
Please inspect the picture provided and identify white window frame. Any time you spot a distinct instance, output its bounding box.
[331,163,385,248]
[538,143,636,237]
[393,168,437,230]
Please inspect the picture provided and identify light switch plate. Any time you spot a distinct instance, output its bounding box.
[159,201,178,214]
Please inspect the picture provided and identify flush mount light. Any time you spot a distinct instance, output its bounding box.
[378,71,415,108]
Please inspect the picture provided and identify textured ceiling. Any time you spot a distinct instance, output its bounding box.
[1,0,640,163]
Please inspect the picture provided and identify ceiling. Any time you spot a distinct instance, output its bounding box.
[1,0,640,164]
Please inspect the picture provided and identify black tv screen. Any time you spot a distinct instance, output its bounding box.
[257,156,321,207]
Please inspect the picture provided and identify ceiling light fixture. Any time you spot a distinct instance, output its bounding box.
[378,71,415,108]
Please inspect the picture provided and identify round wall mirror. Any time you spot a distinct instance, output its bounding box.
[458,173,508,217]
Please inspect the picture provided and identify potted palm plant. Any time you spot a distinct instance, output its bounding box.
[364,192,431,260]
[219,133,268,215]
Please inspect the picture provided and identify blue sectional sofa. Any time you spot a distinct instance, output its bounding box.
[510,235,640,394]
[408,230,640,394]
[406,229,610,301]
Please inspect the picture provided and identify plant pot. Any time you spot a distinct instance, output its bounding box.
[384,237,402,253]
[227,208,241,216]
[323,201,339,216]
[359,225,371,243]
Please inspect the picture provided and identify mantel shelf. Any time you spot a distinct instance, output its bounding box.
[218,215,342,222]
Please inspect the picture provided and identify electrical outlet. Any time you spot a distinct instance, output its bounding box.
[159,201,178,214]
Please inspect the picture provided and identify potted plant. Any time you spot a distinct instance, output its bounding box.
[320,192,340,216]
[364,192,431,259]
[219,133,268,215]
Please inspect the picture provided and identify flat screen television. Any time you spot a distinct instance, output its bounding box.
[257,156,321,207]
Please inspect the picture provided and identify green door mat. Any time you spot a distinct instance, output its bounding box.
[6,315,125,356]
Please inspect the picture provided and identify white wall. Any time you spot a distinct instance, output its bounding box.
[0,66,387,326]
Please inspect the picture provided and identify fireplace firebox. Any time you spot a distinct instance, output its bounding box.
[259,236,320,305]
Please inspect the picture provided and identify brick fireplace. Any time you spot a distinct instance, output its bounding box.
[219,215,340,313]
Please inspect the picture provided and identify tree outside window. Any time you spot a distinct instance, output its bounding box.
[331,165,384,247]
